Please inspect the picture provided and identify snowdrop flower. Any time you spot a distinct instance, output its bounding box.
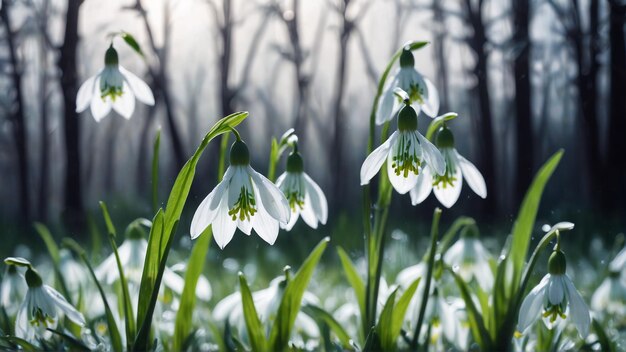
[4,258,85,343]
[518,250,590,338]
[376,47,439,125]
[191,138,291,249]
[59,249,90,299]
[361,103,445,194]
[443,228,493,291]
[410,125,486,208]
[1,265,27,316]
[96,231,148,285]
[213,276,320,344]
[276,148,328,231]
[609,245,626,272]
[423,290,467,351]
[76,45,155,122]
[591,270,626,316]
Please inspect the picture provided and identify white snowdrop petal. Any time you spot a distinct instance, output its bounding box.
[44,286,85,326]
[90,84,112,122]
[421,77,440,117]
[76,74,98,112]
[300,193,319,229]
[237,218,252,235]
[120,66,155,105]
[410,167,433,205]
[228,167,247,209]
[456,151,487,199]
[281,208,300,231]
[547,275,565,305]
[565,277,591,338]
[417,133,445,176]
[162,268,185,295]
[196,275,212,301]
[376,82,398,125]
[251,203,280,245]
[209,167,234,210]
[190,189,221,239]
[433,167,462,208]
[249,167,290,223]
[303,173,328,224]
[386,150,418,194]
[213,192,237,249]
[518,276,549,332]
[360,132,397,185]
[112,82,136,119]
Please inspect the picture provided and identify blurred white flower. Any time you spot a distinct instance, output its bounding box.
[443,235,493,291]
[276,150,328,231]
[1,265,27,316]
[59,249,90,300]
[213,276,320,345]
[609,245,626,272]
[518,250,590,338]
[96,236,147,285]
[76,45,154,122]
[423,291,468,351]
[591,271,626,316]
[377,47,439,125]
[410,125,486,208]
[191,139,290,249]
[15,266,85,343]
[361,104,445,194]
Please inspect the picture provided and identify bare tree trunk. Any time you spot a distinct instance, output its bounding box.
[464,0,496,212]
[607,0,626,210]
[330,0,354,213]
[1,3,30,222]
[512,0,533,206]
[432,0,449,111]
[38,2,50,220]
[59,0,84,229]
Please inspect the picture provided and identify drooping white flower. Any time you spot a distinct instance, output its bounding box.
[14,264,85,343]
[276,150,328,231]
[59,249,90,300]
[377,47,439,125]
[591,271,626,316]
[410,125,486,208]
[1,265,27,317]
[76,45,155,122]
[422,291,468,351]
[361,104,445,194]
[191,139,291,249]
[518,250,590,338]
[213,276,320,347]
[443,234,493,291]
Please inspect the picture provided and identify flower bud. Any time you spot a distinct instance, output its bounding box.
[397,105,418,131]
[436,126,455,149]
[286,151,304,173]
[548,250,567,275]
[230,140,250,166]
[25,268,43,288]
[104,46,119,66]
[399,48,415,68]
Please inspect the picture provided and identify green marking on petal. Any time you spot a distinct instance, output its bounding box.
[228,186,256,221]
[391,133,421,178]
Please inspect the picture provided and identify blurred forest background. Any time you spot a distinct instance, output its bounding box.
[1,0,625,243]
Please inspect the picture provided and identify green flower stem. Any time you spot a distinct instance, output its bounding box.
[218,133,230,181]
[434,216,476,258]
[267,138,280,182]
[411,208,441,348]
[361,41,428,339]
[151,128,161,216]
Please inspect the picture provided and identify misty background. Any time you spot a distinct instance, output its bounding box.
[1,0,625,243]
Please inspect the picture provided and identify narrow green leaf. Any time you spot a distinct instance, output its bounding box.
[389,277,420,346]
[425,112,459,141]
[509,150,563,292]
[99,202,117,238]
[47,329,90,350]
[449,268,492,350]
[173,227,212,351]
[0,336,38,351]
[152,128,161,214]
[593,318,616,352]
[269,237,330,350]
[337,247,365,323]
[302,304,353,349]
[33,224,71,303]
[121,31,144,57]
[239,274,268,352]
[136,209,164,331]
[377,289,398,351]
[63,238,123,352]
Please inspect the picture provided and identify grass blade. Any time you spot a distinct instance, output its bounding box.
[33,223,71,304]
[302,304,353,349]
[173,226,212,351]
[239,273,268,352]
[269,237,330,350]
[337,247,365,327]
[152,128,161,214]
[377,289,398,351]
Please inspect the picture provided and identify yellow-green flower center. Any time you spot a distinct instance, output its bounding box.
[101,85,124,102]
[433,150,457,188]
[30,308,54,328]
[286,190,305,212]
[543,303,567,323]
[407,83,425,105]
[391,134,420,178]
[228,186,256,221]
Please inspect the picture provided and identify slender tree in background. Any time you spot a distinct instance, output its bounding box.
[461,0,496,212]
[59,0,85,228]
[512,0,533,206]
[271,0,327,137]
[548,0,602,206]
[432,0,449,111]
[36,0,52,221]
[1,2,30,222]
[607,0,626,210]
